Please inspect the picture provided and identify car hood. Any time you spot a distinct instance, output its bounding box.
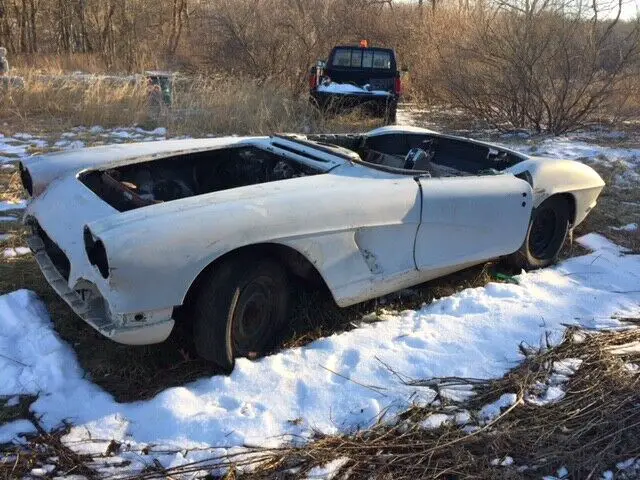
[21,137,262,197]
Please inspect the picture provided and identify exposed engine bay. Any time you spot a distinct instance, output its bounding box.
[80,146,318,212]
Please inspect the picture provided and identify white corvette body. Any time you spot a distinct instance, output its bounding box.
[19,126,605,344]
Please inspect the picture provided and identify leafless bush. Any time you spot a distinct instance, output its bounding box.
[435,0,640,134]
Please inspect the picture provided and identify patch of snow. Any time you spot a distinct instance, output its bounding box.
[0,234,638,474]
[29,139,49,149]
[577,233,625,254]
[110,130,134,139]
[420,413,451,429]
[89,126,105,134]
[607,341,640,355]
[617,458,638,470]
[544,466,569,480]
[306,457,349,479]
[2,247,31,258]
[527,385,566,406]
[65,140,86,150]
[602,470,614,480]
[454,410,471,425]
[611,223,638,232]
[13,133,33,140]
[31,464,56,476]
[491,456,514,466]
[149,127,167,136]
[553,358,583,377]
[526,358,581,406]
[0,200,26,212]
[0,216,17,222]
[624,363,639,373]
[5,395,19,406]
[0,419,36,443]
[479,393,518,423]
[317,82,391,96]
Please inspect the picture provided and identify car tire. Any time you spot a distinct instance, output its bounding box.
[506,196,571,270]
[192,256,290,372]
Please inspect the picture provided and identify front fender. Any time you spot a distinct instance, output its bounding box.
[506,158,605,226]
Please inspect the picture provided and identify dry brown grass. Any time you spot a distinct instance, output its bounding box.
[0,73,384,136]
[0,73,148,130]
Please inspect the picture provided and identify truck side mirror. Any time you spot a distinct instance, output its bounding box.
[317,60,327,69]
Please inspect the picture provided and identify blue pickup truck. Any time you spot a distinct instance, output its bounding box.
[309,43,404,124]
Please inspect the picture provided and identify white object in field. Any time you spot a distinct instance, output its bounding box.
[317,81,391,96]
[20,127,605,345]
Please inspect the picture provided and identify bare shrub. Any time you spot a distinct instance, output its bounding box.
[0,73,383,135]
[434,0,640,134]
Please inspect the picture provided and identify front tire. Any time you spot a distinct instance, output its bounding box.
[192,256,290,372]
[506,196,571,270]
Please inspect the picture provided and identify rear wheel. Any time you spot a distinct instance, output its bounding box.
[506,196,572,270]
[192,256,290,372]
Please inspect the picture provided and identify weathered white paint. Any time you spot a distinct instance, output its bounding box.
[22,127,605,344]
[415,175,533,270]
[506,157,605,225]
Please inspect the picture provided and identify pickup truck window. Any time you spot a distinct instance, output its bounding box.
[332,48,392,69]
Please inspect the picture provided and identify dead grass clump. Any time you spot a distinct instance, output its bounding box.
[165,76,319,136]
[0,425,97,480]
[166,327,640,480]
[0,170,24,204]
[0,73,148,129]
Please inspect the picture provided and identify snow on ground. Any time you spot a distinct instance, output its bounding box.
[317,81,391,96]
[0,200,27,211]
[503,133,640,187]
[0,234,638,475]
[0,125,168,166]
[0,419,36,444]
[612,223,638,232]
[2,247,30,258]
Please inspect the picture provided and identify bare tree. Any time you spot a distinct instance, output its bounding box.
[436,0,640,133]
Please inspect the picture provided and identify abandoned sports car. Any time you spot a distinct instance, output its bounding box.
[18,126,605,371]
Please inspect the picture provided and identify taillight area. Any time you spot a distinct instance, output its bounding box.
[394,76,403,96]
[84,226,110,279]
[309,66,318,90]
[18,162,33,197]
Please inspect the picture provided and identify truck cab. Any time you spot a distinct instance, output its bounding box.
[309,42,403,123]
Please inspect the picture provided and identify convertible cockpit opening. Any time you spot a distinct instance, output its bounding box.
[308,132,524,177]
[360,133,523,176]
[79,146,323,212]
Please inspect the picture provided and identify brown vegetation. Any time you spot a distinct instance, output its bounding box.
[1,0,639,133]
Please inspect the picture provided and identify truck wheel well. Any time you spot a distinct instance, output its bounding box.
[181,243,331,313]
